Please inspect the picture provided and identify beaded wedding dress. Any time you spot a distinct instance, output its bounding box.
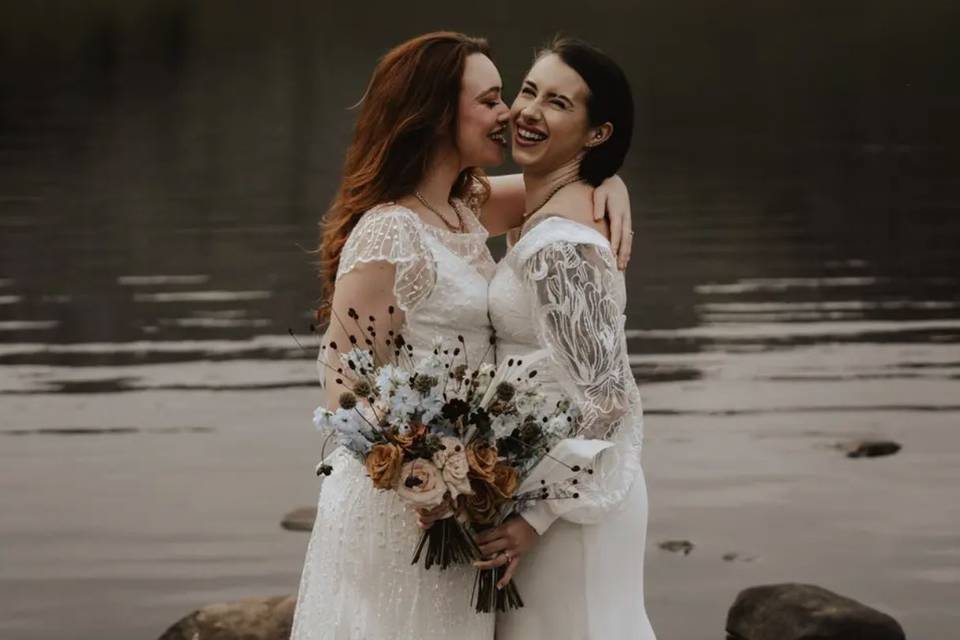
[289,200,497,640]
[488,215,656,639]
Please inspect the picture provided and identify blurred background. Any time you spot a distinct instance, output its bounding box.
[1,1,958,638]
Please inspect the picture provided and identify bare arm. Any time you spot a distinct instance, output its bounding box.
[479,174,527,236]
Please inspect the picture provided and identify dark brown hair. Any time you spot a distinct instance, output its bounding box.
[539,36,633,186]
[313,32,491,323]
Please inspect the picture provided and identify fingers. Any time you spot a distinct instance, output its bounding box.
[497,556,521,590]
[474,527,505,545]
[473,552,510,570]
[592,187,606,221]
[609,209,623,268]
[617,226,633,271]
[478,537,510,558]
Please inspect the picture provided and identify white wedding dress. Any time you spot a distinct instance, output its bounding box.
[488,215,656,639]
[290,200,497,639]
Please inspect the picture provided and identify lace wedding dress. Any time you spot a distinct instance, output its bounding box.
[290,199,497,639]
[488,215,656,639]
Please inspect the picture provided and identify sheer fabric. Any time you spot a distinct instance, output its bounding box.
[291,198,496,640]
[488,215,655,639]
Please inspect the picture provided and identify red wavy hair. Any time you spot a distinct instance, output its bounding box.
[313,32,492,323]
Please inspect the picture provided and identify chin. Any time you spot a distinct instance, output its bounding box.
[510,146,535,168]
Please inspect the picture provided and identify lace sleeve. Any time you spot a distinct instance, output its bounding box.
[513,239,644,532]
[522,241,630,439]
[337,207,436,313]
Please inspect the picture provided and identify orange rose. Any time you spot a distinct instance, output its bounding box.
[365,443,403,489]
[463,478,500,525]
[393,421,427,449]
[466,441,498,483]
[490,463,519,500]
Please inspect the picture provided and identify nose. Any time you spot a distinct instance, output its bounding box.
[496,107,510,124]
[519,102,542,123]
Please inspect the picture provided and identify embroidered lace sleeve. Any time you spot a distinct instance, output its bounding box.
[513,237,644,532]
[336,206,436,313]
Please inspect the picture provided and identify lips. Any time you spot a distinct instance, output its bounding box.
[514,124,548,147]
[488,127,507,147]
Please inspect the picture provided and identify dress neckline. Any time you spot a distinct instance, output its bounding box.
[507,213,611,256]
[386,199,488,239]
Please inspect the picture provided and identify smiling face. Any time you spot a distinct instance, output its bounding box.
[454,53,510,168]
[510,53,607,174]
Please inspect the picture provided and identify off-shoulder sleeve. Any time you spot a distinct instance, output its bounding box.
[511,229,644,533]
[337,207,436,313]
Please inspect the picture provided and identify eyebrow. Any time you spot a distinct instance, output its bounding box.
[522,80,574,107]
[475,86,502,99]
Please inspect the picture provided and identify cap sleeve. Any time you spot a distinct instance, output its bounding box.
[337,206,436,312]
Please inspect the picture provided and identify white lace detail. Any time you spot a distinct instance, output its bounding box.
[293,200,496,640]
[337,205,437,313]
[522,241,629,440]
[490,216,644,526]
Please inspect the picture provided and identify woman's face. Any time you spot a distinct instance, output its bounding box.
[510,53,600,173]
[455,53,510,168]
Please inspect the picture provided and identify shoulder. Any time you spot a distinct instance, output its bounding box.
[337,204,434,281]
[348,203,423,240]
[511,215,614,266]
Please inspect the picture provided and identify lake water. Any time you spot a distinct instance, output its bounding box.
[1,3,959,639]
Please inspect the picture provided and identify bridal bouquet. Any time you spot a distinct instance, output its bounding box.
[310,308,607,613]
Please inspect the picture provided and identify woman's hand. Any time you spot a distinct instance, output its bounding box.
[472,516,540,589]
[592,174,634,271]
[414,503,453,530]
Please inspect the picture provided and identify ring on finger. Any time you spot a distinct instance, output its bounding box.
[502,550,512,561]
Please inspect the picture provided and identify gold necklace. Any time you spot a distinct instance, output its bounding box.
[413,190,464,232]
[523,176,582,220]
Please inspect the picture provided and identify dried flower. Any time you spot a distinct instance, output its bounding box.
[463,478,499,525]
[394,421,427,449]
[466,440,498,483]
[495,381,516,402]
[432,437,472,500]
[490,463,519,500]
[443,398,470,422]
[396,459,448,509]
[339,392,357,411]
[413,374,438,395]
[365,443,403,489]
[353,380,372,398]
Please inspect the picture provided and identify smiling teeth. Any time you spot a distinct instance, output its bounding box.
[519,128,546,141]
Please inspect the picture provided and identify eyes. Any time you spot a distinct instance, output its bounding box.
[519,86,567,108]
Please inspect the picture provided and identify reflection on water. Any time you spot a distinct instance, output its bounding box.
[1,2,959,640]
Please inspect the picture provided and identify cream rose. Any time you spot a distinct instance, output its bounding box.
[432,437,473,500]
[396,459,448,510]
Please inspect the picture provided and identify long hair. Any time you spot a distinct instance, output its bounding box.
[313,32,491,323]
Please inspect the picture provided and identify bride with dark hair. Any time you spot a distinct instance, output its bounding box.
[290,32,635,639]
[480,37,657,639]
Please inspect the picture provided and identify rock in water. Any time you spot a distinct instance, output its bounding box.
[726,583,905,640]
[845,440,902,458]
[281,506,317,531]
[158,594,295,640]
[658,539,695,555]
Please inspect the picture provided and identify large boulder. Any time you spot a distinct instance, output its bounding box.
[726,583,905,640]
[158,594,295,640]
